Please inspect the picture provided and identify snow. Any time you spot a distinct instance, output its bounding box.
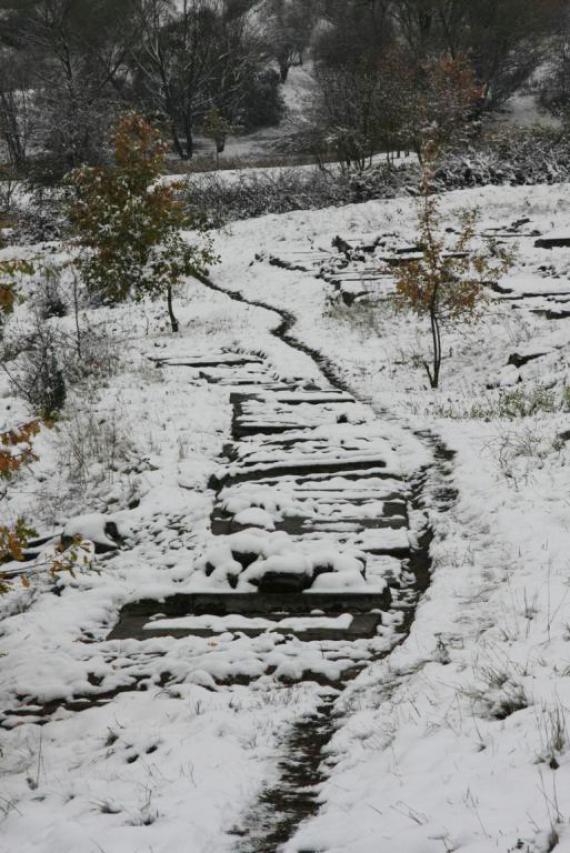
[144,613,354,633]
[4,173,570,852]
[63,512,119,548]
[233,506,276,530]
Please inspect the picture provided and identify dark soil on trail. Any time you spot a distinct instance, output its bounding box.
[189,275,456,853]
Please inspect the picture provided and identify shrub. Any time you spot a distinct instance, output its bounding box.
[392,142,513,389]
[0,518,37,594]
[0,256,33,336]
[0,420,41,481]
[56,406,137,503]
[35,264,67,320]
[239,67,285,132]
[184,166,414,228]
[0,423,41,595]
[183,128,570,228]
[498,385,557,419]
[8,320,66,419]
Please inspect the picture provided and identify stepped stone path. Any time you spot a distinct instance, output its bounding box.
[2,326,440,851]
[0,346,431,724]
[111,350,430,673]
[108,346,435,852]
[269,220,570,320]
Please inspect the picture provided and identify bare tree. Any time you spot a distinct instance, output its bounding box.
[313,0,393,71]
[1,0,137,176]
[0,51,36,171]
[263,0,317,83]
[309,50,481,168]
[390,0,566,107]
[309,64,386,170]
[132,0,265,159]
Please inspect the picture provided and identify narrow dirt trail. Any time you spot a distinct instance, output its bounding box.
[188,275,457,853]
[0,268,456,853]
[0,269,455,851]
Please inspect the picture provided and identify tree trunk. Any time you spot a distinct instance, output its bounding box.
[171,121,186,160]
[183,115,193,159]
[0,93,26,170]
[166,284,179,333]
[72,273,82,359]
[278,58,290,84]
[425,308,442,388]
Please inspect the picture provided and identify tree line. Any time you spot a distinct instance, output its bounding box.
[0,0,290,178]
[0,0,568,180]
[308,0,570,167]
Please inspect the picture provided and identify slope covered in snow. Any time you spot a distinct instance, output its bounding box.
[2,179,570,852]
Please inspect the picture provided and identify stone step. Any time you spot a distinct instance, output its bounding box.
[211,460,391,488]
[107,591,392,642]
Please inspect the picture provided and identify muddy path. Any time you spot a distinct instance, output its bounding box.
[192,273,457,853]
[194,272,356,395]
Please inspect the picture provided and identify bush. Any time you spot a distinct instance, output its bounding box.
[36,265,67,320]
[9,184,69,245]
[239,68,285,132]
[9,320,66,419]
[185,127,570,227]
[433,128,570,189]
[184,165,416,227]
[432,384,561,421]
[58,407,136,495]
[498,385,557,419]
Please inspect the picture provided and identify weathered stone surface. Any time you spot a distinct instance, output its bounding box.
[507,351,548,368]
[256,571,310,593]
[535,237,570,249]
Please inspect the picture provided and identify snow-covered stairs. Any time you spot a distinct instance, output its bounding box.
[110,353,429,667]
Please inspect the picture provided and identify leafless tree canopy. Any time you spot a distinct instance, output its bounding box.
[0,0,567,177]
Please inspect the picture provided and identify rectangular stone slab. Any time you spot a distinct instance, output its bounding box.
[136,613,381,641]
[107,590,392,641]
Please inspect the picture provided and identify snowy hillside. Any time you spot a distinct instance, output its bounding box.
[2,178,570,852]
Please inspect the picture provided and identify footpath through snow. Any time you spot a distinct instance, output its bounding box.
[2,182,570,852]
[0,257,434,853]
[205,183,570,853]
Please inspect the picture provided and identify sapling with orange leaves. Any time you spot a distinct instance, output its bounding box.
[69,113,217,332]
[393,141,513,389]
[0,422,42,593]
[0,253,42,592]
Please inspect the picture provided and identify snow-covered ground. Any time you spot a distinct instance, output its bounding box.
[2,179,570,853]
[169,64,315,170]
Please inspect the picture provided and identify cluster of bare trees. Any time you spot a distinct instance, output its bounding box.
[0,0,568,180]
[0,0,295,177]
[309,0,569,167]
[314,0,564,105]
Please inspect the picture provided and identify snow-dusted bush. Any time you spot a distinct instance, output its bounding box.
[184,166,417,227]
[35,264,67,320]
[55,407,139,508]
[10,186,68,245]
[434,129,570,190]
[62,324,120,386]
[185,129,570,227]
[0,168,17,214]
[4,296,119,421]
[7,319,66,419]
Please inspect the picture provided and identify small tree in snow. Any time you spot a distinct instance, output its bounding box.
[69,113,217,332]
[202,108,234,166]
[393,143,513,389]
[0,257,33,336]
[0,421,41,594]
